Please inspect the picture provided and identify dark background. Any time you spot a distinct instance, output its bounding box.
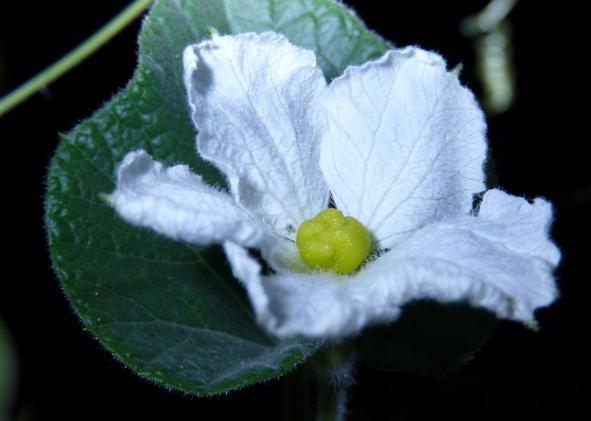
[1,0,589,419]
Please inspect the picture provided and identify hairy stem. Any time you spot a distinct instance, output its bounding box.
[313,344,356,421]
[316,377,349,421]
[0,0,152,117]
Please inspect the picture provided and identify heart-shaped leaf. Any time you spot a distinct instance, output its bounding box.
[45,0,389,395]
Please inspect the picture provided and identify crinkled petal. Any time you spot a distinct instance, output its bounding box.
[184,32,329,237]
[224,241,363,338]
[224,189,559,338]
[319,47,487,249]
[108,150,271,247]
[476,189,561,265]
[355,188,560,329]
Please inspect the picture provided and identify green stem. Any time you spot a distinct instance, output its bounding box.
[312,345,355,421]
[461,0,518,36]
[0,0,153,117]
[316,378,348,421]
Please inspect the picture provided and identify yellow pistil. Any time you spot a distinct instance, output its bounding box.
[296,209,371,275]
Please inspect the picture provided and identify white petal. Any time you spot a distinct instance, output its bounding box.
[225,189,559,338]
[477,189,561,265]
[356,188,560,327]
[184,32,329,237]
[319,47,487,249]
[108,150,271,247]
[223,241,270,323]
[224,241,368,338]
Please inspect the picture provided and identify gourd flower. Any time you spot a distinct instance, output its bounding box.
[108,32,560,338]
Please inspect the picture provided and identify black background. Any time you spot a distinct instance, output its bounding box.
[0,1,589,420]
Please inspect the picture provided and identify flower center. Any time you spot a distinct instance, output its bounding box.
[295,209,371,274]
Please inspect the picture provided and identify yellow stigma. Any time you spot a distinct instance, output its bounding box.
[296,209,371,275]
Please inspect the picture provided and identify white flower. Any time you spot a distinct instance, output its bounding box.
[108,32,560,339]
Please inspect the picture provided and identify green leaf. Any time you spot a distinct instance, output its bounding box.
[45,0,389,395]
[359,301,497,377]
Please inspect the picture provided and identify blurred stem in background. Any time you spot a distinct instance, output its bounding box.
[0,317,17,420]
[0,0,518,118]
[0,0,152,117]
[462,0,518,114]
